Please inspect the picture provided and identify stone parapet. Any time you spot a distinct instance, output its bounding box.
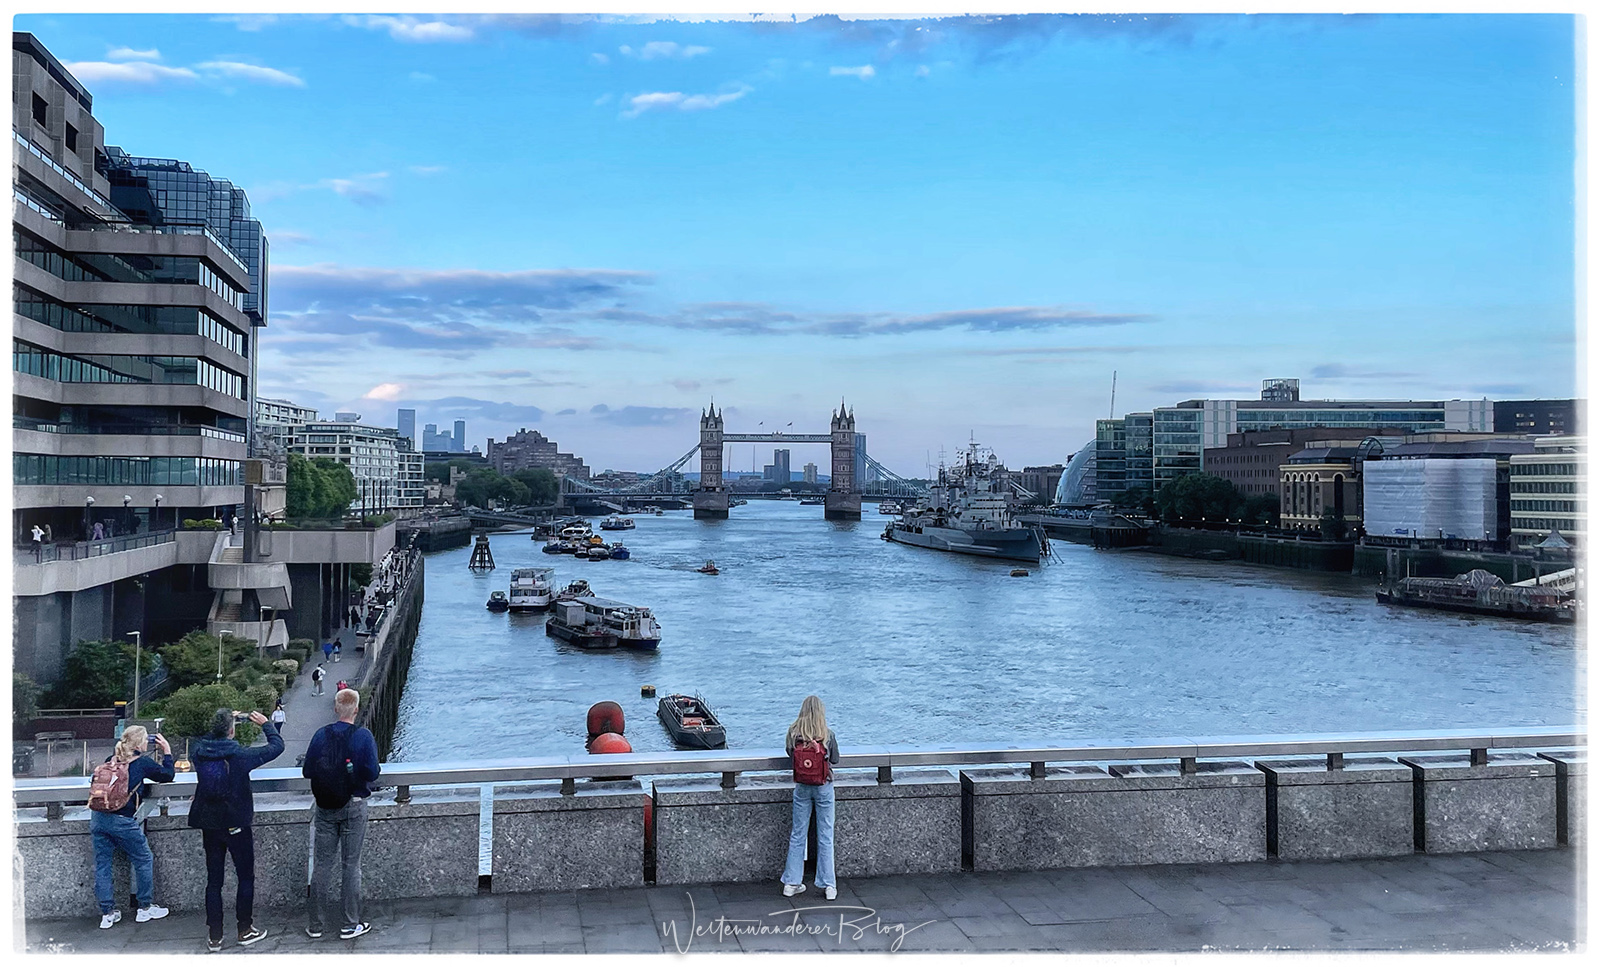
[492,781,645,892]
[1257,756,1414,860]
[1399,752,1556,853]
[15,808,134,920]
[1538,751,1585,847]
[652,775,791,885]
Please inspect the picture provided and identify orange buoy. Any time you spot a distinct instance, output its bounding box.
[587,701,625,739]
[589,732,632,755]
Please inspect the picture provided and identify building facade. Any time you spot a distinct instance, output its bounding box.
[1361,438,1536,547]
[1508,435,1586,549]
[397,407,416,448]
[1279,446,1367,533]
[282,418,402,514]
[1493,399,1582,436]
[1015,464,1065,503]
[1206,427,1405,503]
[487,428,591,480]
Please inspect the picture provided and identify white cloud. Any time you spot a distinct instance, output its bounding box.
[344,15,474,43]
[409,71,436,83]
[270,231,314,247]
[594,93,614,106]
[623,85,749,118]
[915,64,931,77]
[408,165,447,176]
[830,65,877,79]
[364,383,406,401]
[107,47,160,61]
[590,52,610,66]
[197,61,306,88]
[622,40,712,60]
[324,172,390,205]
[62,61,198,85]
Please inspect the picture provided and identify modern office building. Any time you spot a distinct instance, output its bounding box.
[1206,427,1406,503]
[453,419,467,453]
[256,396,317,427]
[397,407,416,448]
[1054,446,1097,504]
[764,448,792,484]
[1493,399,1582,436]
[487,428,591,480]
[1508,435,1585,550]
[281,416,404,514]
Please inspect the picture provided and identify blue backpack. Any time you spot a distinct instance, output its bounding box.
[194,757,231,805]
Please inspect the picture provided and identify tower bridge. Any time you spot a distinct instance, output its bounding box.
[557,401,926,518]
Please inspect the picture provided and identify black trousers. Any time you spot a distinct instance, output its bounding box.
[202,826,255,940]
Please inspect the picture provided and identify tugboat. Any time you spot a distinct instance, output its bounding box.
[508,567,555,612]
[696,559,719,575]
[609,543,631,560]
[485,590,510,612]
[883,442,1046,564]
[657,693,726,749]
[545,599,618,649]
[600,515,635,531]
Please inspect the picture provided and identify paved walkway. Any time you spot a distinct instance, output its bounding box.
[274,623,370,768]
[21,849,1582,954]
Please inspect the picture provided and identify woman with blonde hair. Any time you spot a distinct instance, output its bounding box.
[88,724,175,929]
[781,695,840,900]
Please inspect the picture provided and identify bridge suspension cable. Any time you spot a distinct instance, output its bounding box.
[561,444,701,494]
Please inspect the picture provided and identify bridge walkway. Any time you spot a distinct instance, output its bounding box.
[21,848,1579,953]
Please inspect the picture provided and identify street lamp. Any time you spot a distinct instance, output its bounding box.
[84,495,95,541]
[154,495,164,532]
[216,632,225,683]
[123,495,132,536]
[126,631,142,719]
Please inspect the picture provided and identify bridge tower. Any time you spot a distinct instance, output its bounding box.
[825,401,862,521]
[693,402,730,519]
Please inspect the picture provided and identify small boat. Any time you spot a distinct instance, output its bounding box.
[730,498,747,507]
[1010,568,1030,577]
[541,540,565,554]
[657,693,726,749]
[610,543,630,560]
[546,600,619,649]
[586,544,611,560]
[799,496,824,505]
[560,524,594,541]
[600,515,636,531]
[485,590,510,612]
[555,579,593,603]
[651,507,665,516]
[696,560,719,575]
[587,535,606,547]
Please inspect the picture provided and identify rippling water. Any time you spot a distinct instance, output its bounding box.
[390,501,1582,762]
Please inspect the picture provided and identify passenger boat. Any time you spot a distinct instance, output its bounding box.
[657,694,726,749]
[883,442,1046,564]
[545,599,618,649]
[609,543,630,560]
[508,567,555,612]
[1377,569,1577,623]
[541,540,565,554]
[877,501,901,515]
[485,590,510,612]
[560,523,594,541]
[554,579,593,602]
[798,496,824,505]
[600,515,636,530]
[696,559,719,575]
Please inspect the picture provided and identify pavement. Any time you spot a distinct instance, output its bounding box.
[19,848,1582,954]
[274,623,371,768]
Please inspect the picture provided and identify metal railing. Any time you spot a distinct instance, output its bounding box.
[13,417,247,442]
[12,726,1582,812]
[14,130,115,210]
[16,529,176,565]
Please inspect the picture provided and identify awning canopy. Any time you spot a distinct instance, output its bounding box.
[256,585,291,611]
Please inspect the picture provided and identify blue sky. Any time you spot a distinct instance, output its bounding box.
[17,13,1577,473]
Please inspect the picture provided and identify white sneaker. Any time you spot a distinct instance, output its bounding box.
[100,910,121,930]
[824,886,838,902]
[781,883,806,897]
[136,905,169,922]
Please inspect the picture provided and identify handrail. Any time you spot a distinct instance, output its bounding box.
[13,726,1583,807]
[17,529,177,565]
[14,130,115,209]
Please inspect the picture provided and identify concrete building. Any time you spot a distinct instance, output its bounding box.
[487,428,591,480]
[1508,435,1585,550]
[1361,438,1537,547]
[764,448,791,484]
[802,462,818,484]
[1015,465,1065,504]
[1493,399,1582,436]
[1206,428,1406,503]
[1279,445,1370,533]
[256,396,317,427]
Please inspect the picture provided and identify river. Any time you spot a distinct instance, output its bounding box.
[390,501,1581,762]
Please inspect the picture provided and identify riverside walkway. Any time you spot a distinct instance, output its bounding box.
[20,848,1580,953]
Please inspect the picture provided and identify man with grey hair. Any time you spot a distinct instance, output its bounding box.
[188,708,283,952]
[303,688,381,941]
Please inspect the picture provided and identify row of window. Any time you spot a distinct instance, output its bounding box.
[13,341,247,399]
[13,453,242,487]
[1510,481,1579,495]
[1509,463,1581,476]
[1512,517,1586,533]
[1510,500,1583,513]
[15,288,248,357]
[15,230,244,309]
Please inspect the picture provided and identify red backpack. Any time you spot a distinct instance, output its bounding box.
[88,757,133,813]
[792,738,832,786]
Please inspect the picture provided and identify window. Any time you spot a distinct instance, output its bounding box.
[64,123,78,154]
[32,93,48,127]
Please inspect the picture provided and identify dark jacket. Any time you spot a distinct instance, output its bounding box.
[103,753,176,817]
[186,722,284,830]
[302,721,381,802]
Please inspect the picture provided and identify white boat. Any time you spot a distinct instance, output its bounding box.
[545,594,662,651]
[877,501,902,515]
[508,566,555,612]
[600,515,636,530]
[560,523,593,540]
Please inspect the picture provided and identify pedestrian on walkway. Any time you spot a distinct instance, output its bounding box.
[312,665,326,696]
[323,640,334,663]
[271,701,287,733]
[303,688,380,941]
[88,725,174,929]
[43,522,52,543]
[348,606,359,628]
[189,709,284,952]
[780,695,840,901]
[92,521,105,541]
[333,640,342,663]
[31,524,43,560]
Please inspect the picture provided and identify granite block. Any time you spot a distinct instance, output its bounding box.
[15,809,135,920]
[835,769,962,877]
[962,761,1268,871]
[1536,751,1584,848]
[1256,756,1415,860]
[362,795,481,899]
[1399,752,1556,854]
[491,780,645,893]
[651,775,793,886]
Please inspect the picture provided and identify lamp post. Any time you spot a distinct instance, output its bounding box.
[127,631,142,719]
[123,494,132,536]
[154,494,164,532]
[216,633,225,683]
[84,495,95,541]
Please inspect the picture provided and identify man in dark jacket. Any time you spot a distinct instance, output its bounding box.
[187,709,284,952]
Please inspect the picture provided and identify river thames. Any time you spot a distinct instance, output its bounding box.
[390,501,1582,761]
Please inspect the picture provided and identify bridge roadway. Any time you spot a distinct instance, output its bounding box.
[19,849,1581,953]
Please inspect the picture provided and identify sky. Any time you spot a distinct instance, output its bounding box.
[16,12,1579,475]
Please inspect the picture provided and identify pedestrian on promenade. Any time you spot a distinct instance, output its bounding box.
[780,695,840,901]
[271,701,287,733]
[333,640,342,663]
[188,708,284,952]
[312,665,326,696]
[31,524,43,560]
[303,688,381,941]
[347,606,359,628]
[87,725,174,929]
[336,679,350,694]
[323,640,334,663]
[43,522,52,543]
[92,521,105,540]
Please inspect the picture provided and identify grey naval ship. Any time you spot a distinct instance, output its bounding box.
[882,443,1047,563]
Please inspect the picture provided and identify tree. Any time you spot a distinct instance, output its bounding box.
[44,639,136,708]
[510,468,559,505]
[1243,494,1280,527]
[1154,473,1244,525]
[159,683,260,745]
[454,469,529,509]
[1110,485,1155,516]
[425,457,479,484]
[1320,508,1347,541]
[14,673,41,734]
[286,454,359,518]
[159,631,259,691]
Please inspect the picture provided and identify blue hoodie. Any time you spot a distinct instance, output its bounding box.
[185,721,284,830]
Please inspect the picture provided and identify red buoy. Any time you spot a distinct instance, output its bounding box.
[588,732,632,755]
[587,701,625,739]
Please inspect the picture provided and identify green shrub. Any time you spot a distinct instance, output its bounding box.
[182,518,199,529]
[271,659,299,678]
[244,682,279,715]
[265,673,288,694]
[42,640,135,708]
[161,683,257,744]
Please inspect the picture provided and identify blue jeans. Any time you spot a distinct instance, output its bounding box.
[781,782,835,889]
[90,811,154,914]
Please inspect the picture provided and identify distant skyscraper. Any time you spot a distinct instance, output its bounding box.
[802,462,818,484]
[398,408,416,446]
[453,419,467,452]
[773,448,791,484]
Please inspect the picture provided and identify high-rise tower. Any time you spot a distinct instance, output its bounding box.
[825,402,862,520]
[693,402,729,518]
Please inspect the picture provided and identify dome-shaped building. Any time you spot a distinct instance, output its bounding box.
[1055,444,1098,505]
